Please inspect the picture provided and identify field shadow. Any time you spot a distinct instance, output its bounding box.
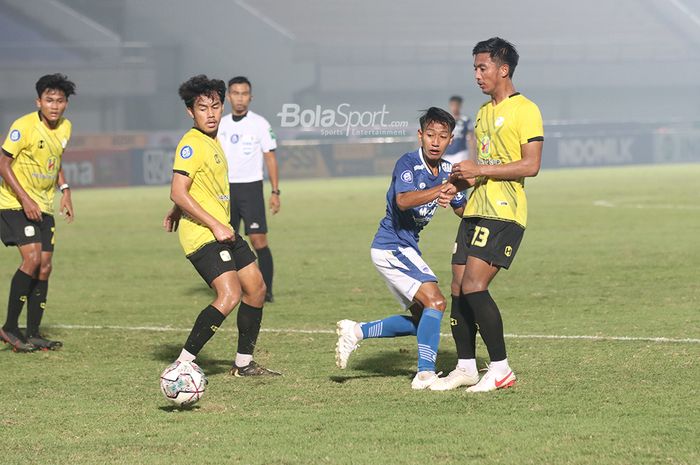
[158,404,202,413]
[152,343,232,376]
[329,350,415,383]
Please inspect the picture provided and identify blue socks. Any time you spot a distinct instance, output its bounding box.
[360,315,417,338]
[417,308,443,372]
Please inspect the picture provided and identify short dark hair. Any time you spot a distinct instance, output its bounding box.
[449,95,463,104]
[178,75,226,109]
[419,107,456,133]
[35,73,76,99]
[472,37,519,78]
[227,76,252,90]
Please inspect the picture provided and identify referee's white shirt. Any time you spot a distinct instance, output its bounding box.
[217,111,277,183]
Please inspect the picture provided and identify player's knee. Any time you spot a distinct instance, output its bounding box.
[461,279,488,295]
[251,235,268,250]
[39,262,52,279]
[21,253,41,275]
[426,293,447,312]
[216,290,241,314]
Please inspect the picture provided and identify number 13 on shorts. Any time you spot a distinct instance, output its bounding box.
[471,225,489,247]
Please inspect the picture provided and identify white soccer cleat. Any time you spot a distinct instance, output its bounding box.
[411,370,440,390]
[335,319,360,369]
[429,367,480,391]
[466,365,516,393]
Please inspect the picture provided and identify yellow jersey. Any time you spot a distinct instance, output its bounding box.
[465,93,543,228]
[172,128,230,256]
[0,112,72,214]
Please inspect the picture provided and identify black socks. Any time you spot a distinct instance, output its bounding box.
[3,269,34,332]
[255,246,274,296]
[236,302,263,355]
[464,290,507,362]
[450,294,477,359]
[183,305,226,357]
[26,280,48,337]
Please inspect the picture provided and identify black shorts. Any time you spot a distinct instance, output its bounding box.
[451,217,524,269]
[187,234,257,286]
[0,210,55,252]
[229,180,267,235]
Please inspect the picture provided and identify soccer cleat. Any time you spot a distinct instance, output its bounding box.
[27,334,63,351]
[229,360,282,377]
[429,367,480,391]
[411,370,440,390]
[335,319,360,369]
[466,365,516,393]
[0,328,38,353]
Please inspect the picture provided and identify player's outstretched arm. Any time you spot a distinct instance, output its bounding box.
[0,149,41,221]
[396,184,446,211]
[57,168,74,223]
[170,173,234,242]
[452,141,542,181]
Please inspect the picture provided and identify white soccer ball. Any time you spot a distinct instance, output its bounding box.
[159,360,207,406]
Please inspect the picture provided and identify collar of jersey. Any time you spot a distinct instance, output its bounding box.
[418,148,441,179]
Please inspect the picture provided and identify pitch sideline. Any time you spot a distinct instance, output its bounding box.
[47,323,700,344]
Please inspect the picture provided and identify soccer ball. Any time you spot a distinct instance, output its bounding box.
[159,360,207,406]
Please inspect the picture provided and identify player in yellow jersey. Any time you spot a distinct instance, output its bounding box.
[0,74,76,352]
[431,38,544,392]
[162,75,280,377]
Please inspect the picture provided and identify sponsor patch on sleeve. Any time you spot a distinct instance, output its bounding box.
[180,145,193,159]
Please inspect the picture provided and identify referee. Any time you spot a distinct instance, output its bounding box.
[218,76,279,302]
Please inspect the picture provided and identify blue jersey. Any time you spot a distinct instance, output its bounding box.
[445,115,472,155]
[371,149,467,253]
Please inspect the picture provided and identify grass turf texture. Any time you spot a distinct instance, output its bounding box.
[0,164,698,465]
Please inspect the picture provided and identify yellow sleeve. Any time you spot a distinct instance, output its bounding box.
[1,118,31,157]
[517,102,544,145]
[172,139,203,178]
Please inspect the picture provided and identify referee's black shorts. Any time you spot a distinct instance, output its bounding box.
[229,180,267,235]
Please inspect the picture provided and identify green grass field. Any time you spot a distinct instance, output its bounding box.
[1,164,698,465]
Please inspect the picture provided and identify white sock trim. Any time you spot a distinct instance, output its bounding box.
[235,353,253,367]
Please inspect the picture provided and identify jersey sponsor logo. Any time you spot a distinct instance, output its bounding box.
[61,139,68,149]
[400,170,413,183]
[47,156,57,173]
[413,164,425,171]
[495,116,505,127]
[219,250,232,262]
[180,145,193,159]
[479,136,491,160]
[24,225,36,237]
[230,134,240,144]
[218,194,230,201]
[269,128,276,140]
[9,129,20,142]
[497,200,509,206]
[418,182,426,189]
[441,161,451,172]
[455,192,465,201]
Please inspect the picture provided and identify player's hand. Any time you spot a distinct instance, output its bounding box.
[451,160,481,180]
[20,196,42,222]
[212,222,235,243]
[163,206,181,232]
[437,183,457,208]
[269,193,280,215]
[59,191,74,224]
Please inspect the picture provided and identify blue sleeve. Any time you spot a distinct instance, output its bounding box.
[392,157,415,194]
[450,190,467,208]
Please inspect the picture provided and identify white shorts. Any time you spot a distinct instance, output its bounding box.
[370,247,438,309]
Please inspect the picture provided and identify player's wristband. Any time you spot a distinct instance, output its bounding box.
[59,183,70,193]
[271,189,281,195]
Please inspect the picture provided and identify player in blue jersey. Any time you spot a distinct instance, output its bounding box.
[335,107,472,390]
[443,95,476,165]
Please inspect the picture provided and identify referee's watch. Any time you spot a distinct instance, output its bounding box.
[271,189,281,196]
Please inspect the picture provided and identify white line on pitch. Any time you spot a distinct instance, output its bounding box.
[594,200,700,210]
[46,323,700,344]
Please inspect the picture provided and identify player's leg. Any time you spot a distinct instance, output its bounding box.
[0,211,42,352]
[335,248,422,369]
[177,243,242,363]
[244,181,273,302]
[26,215,61,350]
[461,256,515,392]
[410,281,446,389]
[227,236,280,376]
